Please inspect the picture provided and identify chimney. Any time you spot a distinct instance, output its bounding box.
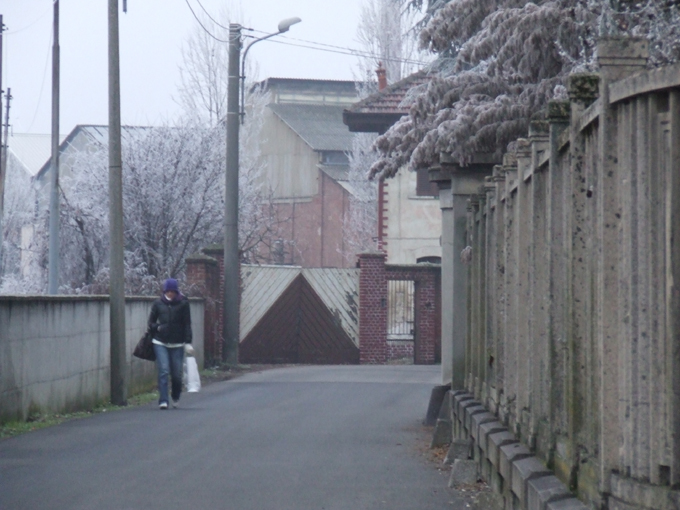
[376,62,387,91]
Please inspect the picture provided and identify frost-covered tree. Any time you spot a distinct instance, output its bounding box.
[341,133,380,262]
[371,0,680,179]
[356,0,431,88]
[177,22,230,126]
[0,155,42,292]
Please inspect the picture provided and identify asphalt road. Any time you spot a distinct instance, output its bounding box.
[0,365,463,510]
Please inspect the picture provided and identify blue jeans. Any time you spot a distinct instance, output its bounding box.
[153,343,184,404]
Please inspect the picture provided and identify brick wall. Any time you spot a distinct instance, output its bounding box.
[357,252,388,364]
[187,247,440,367]
[385,264,440,365]
[264,172,352,268]
[186,247,224,364]
[387,340,414,363]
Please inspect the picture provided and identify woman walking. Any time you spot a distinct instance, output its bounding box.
[148,278,193,410]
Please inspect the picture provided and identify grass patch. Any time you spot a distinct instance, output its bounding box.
[0,363,284,440]
[0,390,159,440]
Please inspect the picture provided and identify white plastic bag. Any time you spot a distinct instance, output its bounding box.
[184,356,201,393]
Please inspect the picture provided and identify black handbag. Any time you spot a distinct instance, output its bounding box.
[133,329,156,361]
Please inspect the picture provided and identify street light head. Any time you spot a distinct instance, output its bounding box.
[277,17,301,33]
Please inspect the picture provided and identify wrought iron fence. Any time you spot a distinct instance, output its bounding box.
[387,279,414,340]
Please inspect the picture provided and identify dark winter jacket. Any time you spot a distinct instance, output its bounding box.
[148,294,193,345]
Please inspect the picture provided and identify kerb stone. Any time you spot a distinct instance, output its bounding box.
[453,392,474,417]
[479,421,506,455]
[546,498,589,510]
[471,411,496,441]
[488,430,517,468]
[511,456,552,504]
[444,438,473,465]
[465,405,487,435]
[431,390,453,447]
[448,459,478,487]
[499,442,531,483]
[527,476,572,510]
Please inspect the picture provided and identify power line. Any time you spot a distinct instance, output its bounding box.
[183,6,427,66]
[248,29,429,66]
[4,5,53,35]
[26,28,53,132]
[183,0,234,44]
[257,37,428,66]
[194,0,230,31]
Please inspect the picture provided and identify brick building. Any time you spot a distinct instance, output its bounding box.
[257,78,360,268]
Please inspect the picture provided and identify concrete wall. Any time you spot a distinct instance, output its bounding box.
[0,296,204,424]
[384,166,442,264]
[439,39,680,510]
[260,107,320,200]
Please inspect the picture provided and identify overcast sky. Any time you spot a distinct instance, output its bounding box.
[0,0,370,134]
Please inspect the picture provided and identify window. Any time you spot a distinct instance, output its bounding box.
[416,168,439,197]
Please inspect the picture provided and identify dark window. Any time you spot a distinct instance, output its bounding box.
[417,256,441,264]
[321,151,349,165]
[416,168,438,197]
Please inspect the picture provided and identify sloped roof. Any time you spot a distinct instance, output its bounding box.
[268,103,354,152]
[343,70,432,134]
[35,124,151,180]
[7,133,67,177]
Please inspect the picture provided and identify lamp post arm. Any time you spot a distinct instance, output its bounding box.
[240,32,281,123]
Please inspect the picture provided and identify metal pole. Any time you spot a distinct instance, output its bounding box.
[223,23,241,365]
[0,15,5,275]
[108,0,127,405]
[48,1,60,294]
[0,90,8,278]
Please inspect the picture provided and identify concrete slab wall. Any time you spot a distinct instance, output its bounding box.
[442,39,680,510]
[0,296,204,423]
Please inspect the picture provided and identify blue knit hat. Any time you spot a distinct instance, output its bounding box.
[163,278,179,293]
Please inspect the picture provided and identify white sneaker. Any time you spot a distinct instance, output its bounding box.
[172,400,179,409]
[159,402,168,410]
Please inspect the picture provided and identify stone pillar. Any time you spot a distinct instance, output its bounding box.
[596,37,649,492]
[483,176,498,411]
[431,160,492,390]
[668,89,680,489]
[358,251,388,364]
[515,138,533,445]
[547,100,570,472]
[500,153,519,429]
[490,167,506,414]
[529,121,550,456]
[467,194,478,395]
[562,71,599,492]
[435,176,455,386]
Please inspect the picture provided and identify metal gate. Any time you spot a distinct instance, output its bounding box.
[387,280,415,339]
[386,279,415,363]
[239,266,360,364]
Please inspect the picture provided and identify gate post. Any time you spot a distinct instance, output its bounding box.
[414,267,439,365]
[185,252,220,364]
[358,251,388,364]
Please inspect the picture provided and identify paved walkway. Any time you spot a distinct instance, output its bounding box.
[0,365,465,510]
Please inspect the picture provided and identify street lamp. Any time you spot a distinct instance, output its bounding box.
[223,18,301,365]
[240,17,301,123]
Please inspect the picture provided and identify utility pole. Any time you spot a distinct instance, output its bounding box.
[108,0,127,405]
[48,1,60,294]
[0,14,5,275]
[0,89,8,276]
[223,23,241,365]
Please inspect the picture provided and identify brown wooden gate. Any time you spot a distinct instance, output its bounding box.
[239,267,360,364]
